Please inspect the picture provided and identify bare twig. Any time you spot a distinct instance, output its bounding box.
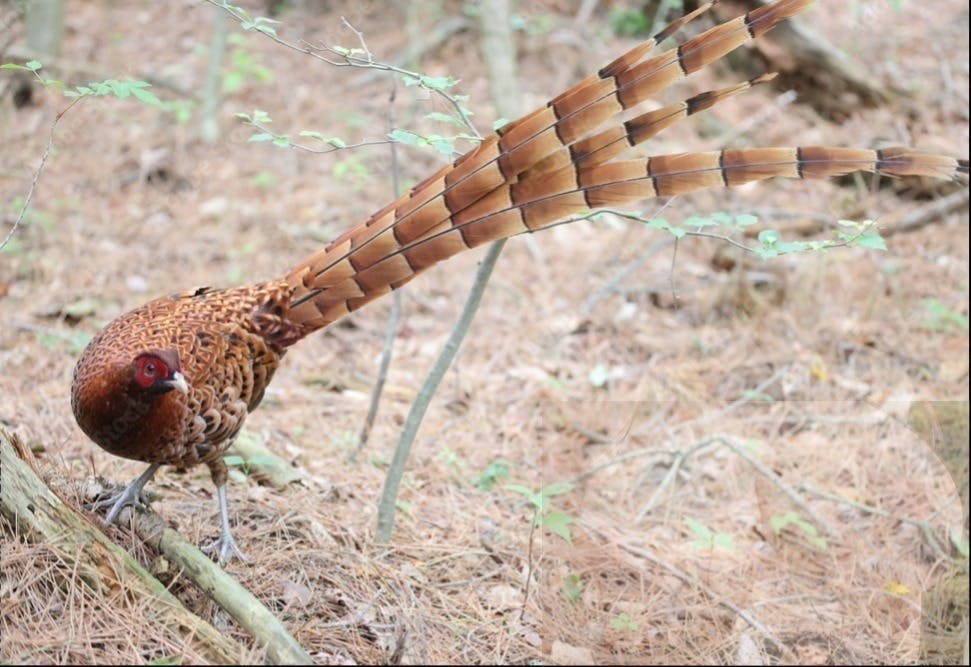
[373,0,516,543]
[570,367,791,496]
[354,15,471,86]
[883,189,970,237]
[124,506,313,664]
[519,509,537,623]
[715,435,839,538]
[581,208,676,313]
[592,525,791,658]
[0,429,247,664]
[795,482,952,559]
[1,44,196,98]
[375,238,505,543]
[354,82,405,460]
[634,436,723,521]
[690,365,791,428]
[205,0,479,136]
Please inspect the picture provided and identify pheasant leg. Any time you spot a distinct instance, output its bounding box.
[90,463,161,525]
[200,483,247,563]
[198,458,247,563]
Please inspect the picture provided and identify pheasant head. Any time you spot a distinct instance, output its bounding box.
[72,346,189,463]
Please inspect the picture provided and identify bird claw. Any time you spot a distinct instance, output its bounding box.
[87,483,149,525]
[87,464,160,526]
[202,530,248,564]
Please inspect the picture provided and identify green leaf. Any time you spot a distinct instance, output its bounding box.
[646,217,685,238]
[561,573,582,602]
[419,74,456,90]
[757,229,779,246]
[130,85,162,106]
[685,516,735,550]
[683,215,718,228]
[807,535,828,550]
[922,299,969,332]
[770,511,827,550]
[542,510,574,543]
[429,135,456,155]
[712,532,735,550]
[950,527,970,559]
[388,128,422,146]
[685,516,713,542]
[769,511,795,534]
[609,612,638,630]
[742,389,774,402]
[541,482,576,497]
[506,483,538,506]
[426,111,464,126]
[248,132,275,142]
[473,459,511,491]
[853,231,886,250]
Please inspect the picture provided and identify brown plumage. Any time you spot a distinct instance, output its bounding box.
[71,0,968,562]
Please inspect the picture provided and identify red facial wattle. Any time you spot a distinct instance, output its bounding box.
[133,355,169,389]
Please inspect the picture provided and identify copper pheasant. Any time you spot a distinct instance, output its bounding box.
[71,0,969,562]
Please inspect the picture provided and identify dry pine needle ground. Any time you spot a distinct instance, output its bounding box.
[1,0,968,664]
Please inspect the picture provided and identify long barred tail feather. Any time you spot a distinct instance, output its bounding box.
[281,0,966,333]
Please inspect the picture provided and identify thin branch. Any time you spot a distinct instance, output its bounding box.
[715,434,839,538]
[591,525,791,658]
[354,81,405,461]
[795,482,953,560]
[204,0,479,136]
[1,97,79,252]
[634,436,722,521]
[569,367,792,492]
[374,240,505,543]
[883,188,970,237]
[581,203,677,314]
[242,118,396,154]
[519,509,537,623]
[373,0,516,543]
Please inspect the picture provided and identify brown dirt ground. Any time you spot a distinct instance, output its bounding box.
[1,0,968,664]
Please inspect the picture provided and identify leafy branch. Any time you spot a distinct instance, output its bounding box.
[1,61,165,252]
[207,0,479,138]
[235,109,391,153]
[533,207,889,259]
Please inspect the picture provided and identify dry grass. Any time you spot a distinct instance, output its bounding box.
[1,0,968,664]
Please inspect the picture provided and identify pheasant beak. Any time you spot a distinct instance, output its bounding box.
[165,371,189,395]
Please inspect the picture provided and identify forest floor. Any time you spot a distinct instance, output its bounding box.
[1,0,968,664]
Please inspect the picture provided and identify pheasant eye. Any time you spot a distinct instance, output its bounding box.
[134,355,169,388]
